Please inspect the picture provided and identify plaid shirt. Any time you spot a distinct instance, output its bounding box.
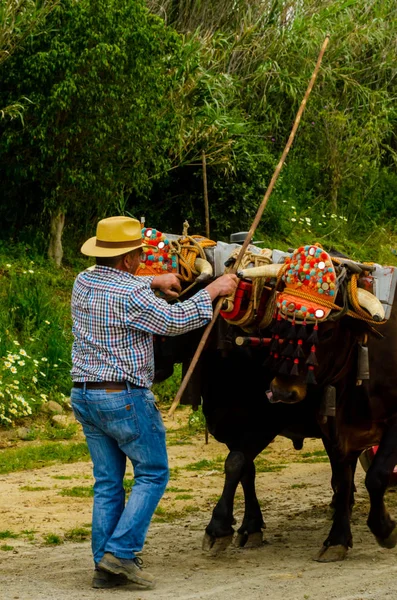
[71,266,213,388]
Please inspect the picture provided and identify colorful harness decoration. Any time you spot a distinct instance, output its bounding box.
[278,245,338,321]
[137,227,178,276]
[270,246,340,384]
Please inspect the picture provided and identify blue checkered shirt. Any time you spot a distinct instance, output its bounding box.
[71,266,213,388]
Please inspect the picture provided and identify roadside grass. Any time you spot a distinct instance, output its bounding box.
[184,457,224,472]
[44,533,63,545]
[0,530,19,539]
[20,486,51,491]
[0,442,90,474]
[58,486,94,498]
[153,504,201,523]
[255,458,287,473]
[58,478,134,498]
[175,494,194,500]
[24,424,79,441]
[64,527,90,542]
[291,483,310,489]
[296,450,329,464]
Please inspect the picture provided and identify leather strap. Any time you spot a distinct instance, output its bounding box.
[73,381,136,390]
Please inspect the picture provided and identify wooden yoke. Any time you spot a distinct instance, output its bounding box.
[168,35,330,417]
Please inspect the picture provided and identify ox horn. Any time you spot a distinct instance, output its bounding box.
[237,263,283,279]
[356,288,385,322]
[195,257,213,283]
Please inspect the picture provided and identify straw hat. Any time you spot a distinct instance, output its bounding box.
[81,216,144,257]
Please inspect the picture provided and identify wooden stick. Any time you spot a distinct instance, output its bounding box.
[168,35,330,418]
[202,150,210,239]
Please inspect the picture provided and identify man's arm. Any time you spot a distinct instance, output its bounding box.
[127,274,238,336]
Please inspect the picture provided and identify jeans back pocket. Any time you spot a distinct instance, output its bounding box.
[98,392,139,446]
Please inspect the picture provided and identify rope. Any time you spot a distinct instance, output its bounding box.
[169,235,216,283]
[222,247,273,331]
[284,284,386,326]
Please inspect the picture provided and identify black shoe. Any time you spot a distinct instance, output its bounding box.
[92,567,130,589]
[98,553,156,589]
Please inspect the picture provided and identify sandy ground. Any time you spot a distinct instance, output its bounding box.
[1,408,397,600]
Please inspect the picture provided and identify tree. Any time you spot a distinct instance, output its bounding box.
[0,0,183,264]
[0,0,58,119]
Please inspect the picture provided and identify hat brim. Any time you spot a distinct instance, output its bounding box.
[81,236,144,258]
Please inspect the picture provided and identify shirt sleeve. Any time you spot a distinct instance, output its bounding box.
[125,284,213,336]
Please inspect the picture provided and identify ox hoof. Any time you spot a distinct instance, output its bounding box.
[315,545,348,562]
[235,531,264,548]
[376,528,397,549]
[202,533,234,555]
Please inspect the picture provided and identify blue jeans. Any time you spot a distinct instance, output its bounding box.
[70,383,169,565]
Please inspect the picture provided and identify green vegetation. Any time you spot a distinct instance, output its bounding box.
[153,504,200,523]
[185,457,224,472]
[0,442,90,474]
[64,527,90,542]
[20,486,50,492]
[25,424,79,441]
[0,544,14,551]
[255,458,287,473]
[0,0,396,430]
[44,533,63,545]
[0,530,18,539]
[58,485,94,498]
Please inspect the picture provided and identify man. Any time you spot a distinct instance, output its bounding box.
[71,216,238,590]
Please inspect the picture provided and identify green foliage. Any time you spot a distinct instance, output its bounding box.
[0,254,74,424]
[44,533,63,545]
[0,442,90,474]
[0,530,19,539]
[64,527,90,542]
[152,364,182,404]
[58,486,94,498]
[0,0,183,243]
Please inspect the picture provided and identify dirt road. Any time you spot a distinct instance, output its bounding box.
[1,409,397,600]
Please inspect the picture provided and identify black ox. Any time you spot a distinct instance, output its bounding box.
[154,271,397,563]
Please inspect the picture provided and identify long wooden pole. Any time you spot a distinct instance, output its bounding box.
[168,35,330,418]
[202,150,210,239]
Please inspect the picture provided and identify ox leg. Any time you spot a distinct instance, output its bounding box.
[235,459,266,548]
[203,451,245,554]
[316,440,358,562]
[366,418,397,548]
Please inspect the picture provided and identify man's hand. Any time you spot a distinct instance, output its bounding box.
[151,274,182,299]
[205,274,239,301]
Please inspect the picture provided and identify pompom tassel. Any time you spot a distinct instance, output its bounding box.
[270,335,280,353]
[293,339,305,359]
[271,314,282,335]
[278,358,291,376]
[306,345,318,366]
[282,340,295,357]
[279,318,290,337]
[306,366,317,385]
[307,323,319,346]
[290,358,300,376]
[286,320,297,340]
[297,321,308,341]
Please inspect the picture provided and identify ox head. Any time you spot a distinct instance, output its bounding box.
[241,245,384,405]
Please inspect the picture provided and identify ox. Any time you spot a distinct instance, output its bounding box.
[268,291,397,559]
[154,242,393,561]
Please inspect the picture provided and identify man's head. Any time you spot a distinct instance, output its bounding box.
[96,248,141,274]
[81,216,143,273]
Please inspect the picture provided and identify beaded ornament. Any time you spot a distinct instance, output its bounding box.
[137,227,178,276]
[268,245,339,385]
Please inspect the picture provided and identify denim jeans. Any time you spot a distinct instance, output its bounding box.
[70,383,169,565]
